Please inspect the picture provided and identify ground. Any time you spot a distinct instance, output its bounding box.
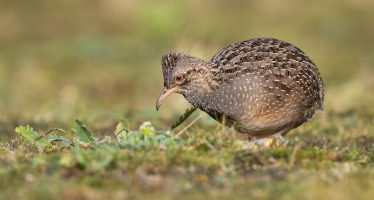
[0,0,374,199]
[1,105,373,199]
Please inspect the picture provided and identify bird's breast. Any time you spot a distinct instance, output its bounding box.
[198,74,259,120]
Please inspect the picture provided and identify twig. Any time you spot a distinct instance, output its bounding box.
[36,128,65,140]
[175,113,204,138]
[288,142,302,168]
[115,128,128,136]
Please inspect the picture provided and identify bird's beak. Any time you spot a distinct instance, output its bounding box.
[156,87,178,110]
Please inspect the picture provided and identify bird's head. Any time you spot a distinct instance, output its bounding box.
[156,53,213,110]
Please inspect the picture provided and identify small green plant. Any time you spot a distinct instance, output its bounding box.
[15,125,73,148]
[116,121,186,150]
[15,119,187,151]
[15,125,52,148]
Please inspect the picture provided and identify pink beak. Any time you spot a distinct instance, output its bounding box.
[156,87,178,110]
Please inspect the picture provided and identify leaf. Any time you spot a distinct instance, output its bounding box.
[72,119,95,144]
[15,125,52,148]
[115,121,127,136]
[15,125,39,141]
[48,134,73,147]
[35,140,53,148]
[171,107,197,129]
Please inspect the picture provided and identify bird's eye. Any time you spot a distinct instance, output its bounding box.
[174,75,183,83]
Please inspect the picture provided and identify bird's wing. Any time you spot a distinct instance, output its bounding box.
[209,38,324,110]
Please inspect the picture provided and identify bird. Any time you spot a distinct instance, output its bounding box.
[156,38,324,140]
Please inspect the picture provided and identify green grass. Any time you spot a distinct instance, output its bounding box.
[1,108,373,199]
[1,0,374,199]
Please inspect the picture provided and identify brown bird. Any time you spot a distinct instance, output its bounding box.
[156,38,324,140]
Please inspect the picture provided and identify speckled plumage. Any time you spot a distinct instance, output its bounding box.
[157,38,324,139]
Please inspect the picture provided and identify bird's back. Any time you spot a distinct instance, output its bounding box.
[202,38,324,136]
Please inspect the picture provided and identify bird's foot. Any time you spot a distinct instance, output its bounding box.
[253,134,289,149]
[254,137,275,149]
[235,137,275,151]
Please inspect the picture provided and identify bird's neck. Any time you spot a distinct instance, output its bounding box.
[177,57,219,107]
[182,74,218,108]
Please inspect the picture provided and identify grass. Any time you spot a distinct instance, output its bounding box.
[1,107,373,199]
[0,0,374,199]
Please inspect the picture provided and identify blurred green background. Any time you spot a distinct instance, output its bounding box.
[0,0,373,136]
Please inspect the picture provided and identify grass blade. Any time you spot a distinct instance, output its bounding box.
[171,107,197,129]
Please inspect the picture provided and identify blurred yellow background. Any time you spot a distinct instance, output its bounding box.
[0,0,373,131]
